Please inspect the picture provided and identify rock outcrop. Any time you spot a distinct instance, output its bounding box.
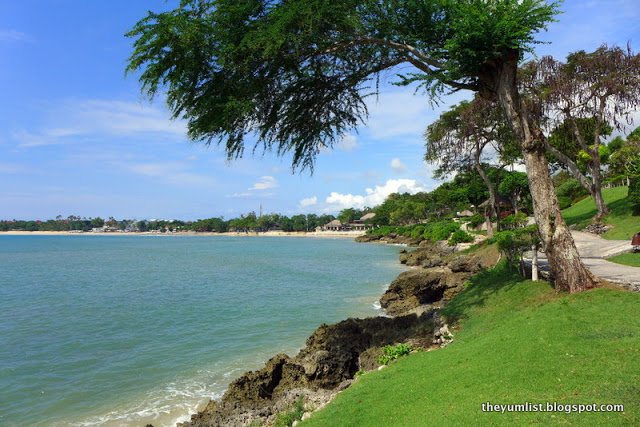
[380,245,499,316]
[180,241,499,427]
[181,314,436,427]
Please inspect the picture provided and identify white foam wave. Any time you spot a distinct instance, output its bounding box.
[63,371,226,427]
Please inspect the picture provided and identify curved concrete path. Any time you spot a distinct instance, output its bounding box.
[531,231,640,292]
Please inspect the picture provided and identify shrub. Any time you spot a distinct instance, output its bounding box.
[467,214,485,228]
[501,212,528,230]
[558,195,572,210]
[409,225,426,239]
[556,178,588,203]
[448,230,474,246]
[274,397,305,427]
[489,225,539,272]
[378,343,413,365]
[423,220,460,242]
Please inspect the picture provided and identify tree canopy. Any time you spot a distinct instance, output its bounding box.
[127,0,559,170]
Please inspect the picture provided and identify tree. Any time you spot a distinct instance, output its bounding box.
[127,0,595,292]
[499,171,530,214]
[425,97,516,236]
[607,130,640,186]
[534,47,640,219]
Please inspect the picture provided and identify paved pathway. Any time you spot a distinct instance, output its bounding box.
[531,231,640,292]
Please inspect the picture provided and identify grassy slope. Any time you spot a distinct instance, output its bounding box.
[562,186,639,240]
[608,252,640,267]
[304,264,640,426]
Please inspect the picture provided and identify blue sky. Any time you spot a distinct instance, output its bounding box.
[1,0,639,220]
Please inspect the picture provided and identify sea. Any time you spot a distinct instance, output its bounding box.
[0,235,404,426]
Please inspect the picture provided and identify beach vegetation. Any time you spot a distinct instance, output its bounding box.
[448,229,474,246]
[378,343,413,366]
[274,397,305,427]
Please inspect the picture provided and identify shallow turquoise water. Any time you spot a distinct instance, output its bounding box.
[0,235,404,426]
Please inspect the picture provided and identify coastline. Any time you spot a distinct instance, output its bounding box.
[177,237,496,427]
[0,230,365,238]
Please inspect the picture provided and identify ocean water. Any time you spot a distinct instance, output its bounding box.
[0,235,404,426]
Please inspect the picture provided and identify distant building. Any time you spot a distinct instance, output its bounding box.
[456,210,474,218]
[323,219,343,231]
[349,212,376,231]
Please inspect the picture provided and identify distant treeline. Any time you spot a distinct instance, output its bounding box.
[0,214,340,233]
[1,167,539,233]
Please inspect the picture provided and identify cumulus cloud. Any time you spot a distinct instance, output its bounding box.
[299,196,318,208]
[250,175,277,190]
[390,158,407,173]
[324,179,429,211]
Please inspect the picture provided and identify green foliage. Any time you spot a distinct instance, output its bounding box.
[630,177,640,216]
[127,0,560,171]
[556,178,589,203]
[557,195,572,210]
[378,343,413,366]
[448,230,474,246]
[500,212,528,230]
[338,208,362,225]
[423,220,460,242]
[489,225,539,270]
[467,214,485,229]
[274,397,305,427]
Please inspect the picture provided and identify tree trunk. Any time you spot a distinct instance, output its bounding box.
[590,154,610,220]
[481,51,598,293]
[475,161,498,237]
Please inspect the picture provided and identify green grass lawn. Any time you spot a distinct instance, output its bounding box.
[562,186,639,240]
[607,252,640,267]
[303,264,640,426]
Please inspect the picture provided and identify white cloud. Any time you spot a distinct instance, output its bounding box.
[323,179,429,211]
[13,99,186,148]
[299,196,318,208]
[390,158,407,173]
[336,134,358,151]
[249,175,277,190]
[125,162,215,187]
[0,29,32,43]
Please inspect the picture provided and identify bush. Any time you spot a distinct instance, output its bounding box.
[488,225,539,272]
[501,212,528,230]
[409,225,426,239]
[558,195,572,210]
[274,397,305,427]
[556,178,588,203]
[423,220,460,242]
[448,230,474,246]
[467,214,485,228]
[378,343,413,365]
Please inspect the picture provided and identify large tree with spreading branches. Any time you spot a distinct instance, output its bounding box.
[425,96,517,236]
[533,46,640,219]
[126,0,598,292]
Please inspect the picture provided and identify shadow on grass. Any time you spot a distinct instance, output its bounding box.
[441,262,532,325]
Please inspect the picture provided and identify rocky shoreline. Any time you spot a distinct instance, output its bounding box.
[176,236,498,427]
